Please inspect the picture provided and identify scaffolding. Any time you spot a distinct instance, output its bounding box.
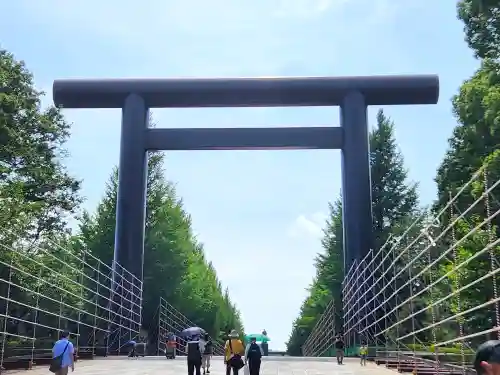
[156,297,224,356]
[0,229,143,371]
[338,157,500,373]
[302,299,336,357]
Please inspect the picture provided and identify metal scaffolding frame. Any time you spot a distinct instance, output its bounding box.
[302,299,336,357]
[0,228,143,370]
[303,156,500,374]
[156,297,224,356]
[348,160,499,372]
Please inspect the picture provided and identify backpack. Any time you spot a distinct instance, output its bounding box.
[187,341,202,362]
[247,343,262,360]
[204,340,213,355]
[228,340,244,370]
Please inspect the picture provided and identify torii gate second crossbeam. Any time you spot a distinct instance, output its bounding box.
[52,74,439,284]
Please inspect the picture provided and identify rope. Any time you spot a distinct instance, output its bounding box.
[485,168,500,340]
[450,191,465,375]
[427,232,439,375]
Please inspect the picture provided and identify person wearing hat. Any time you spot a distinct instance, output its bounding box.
[224,330,245,375]
[475,340,500,375]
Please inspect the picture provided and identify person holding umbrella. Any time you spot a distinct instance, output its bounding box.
[244,332,270,357]
[186,334,205,375]
[181,327,206,375]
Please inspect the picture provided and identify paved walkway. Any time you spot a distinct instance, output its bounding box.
[21,356,398,375]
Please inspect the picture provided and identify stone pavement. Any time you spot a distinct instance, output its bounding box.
[22,356,398,375]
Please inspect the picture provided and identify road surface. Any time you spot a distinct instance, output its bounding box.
[23,356,397,375]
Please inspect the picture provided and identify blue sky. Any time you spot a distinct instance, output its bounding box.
[2,0,478,350]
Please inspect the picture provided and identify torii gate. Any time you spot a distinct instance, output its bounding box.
[53,74,439,296]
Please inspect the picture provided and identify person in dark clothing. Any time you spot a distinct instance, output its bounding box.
[334,335,345,364]
[202,333,213,374]
[186,335,205,375]
[260,330,269,356]
[245,337,263,375]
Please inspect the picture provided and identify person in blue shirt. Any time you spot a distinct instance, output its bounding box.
[52,330,74,374]
[127,340,137,358]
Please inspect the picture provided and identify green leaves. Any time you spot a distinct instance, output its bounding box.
[457,0,500,60]
[77,150,244,343]
[0,48,81,241]
[286,110,419,355]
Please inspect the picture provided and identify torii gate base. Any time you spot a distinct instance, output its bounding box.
[53,75,439,345]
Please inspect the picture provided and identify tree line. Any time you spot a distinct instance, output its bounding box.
[0,48,244,354]
[286,0,500,356]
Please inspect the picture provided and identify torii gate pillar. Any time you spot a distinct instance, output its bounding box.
[53,75,439,280]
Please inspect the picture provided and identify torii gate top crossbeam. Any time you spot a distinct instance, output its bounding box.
[53,75,439,109]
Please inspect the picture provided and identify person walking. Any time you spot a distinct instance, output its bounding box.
[166,332,177,359]
[359,342,368,366]
[186,335,205,375]
[334,334,345,365]
[224,330,245,375]
[202,333,213,374]
[260,330,269,356]
[50,330,75,375]
[245,337,263,375]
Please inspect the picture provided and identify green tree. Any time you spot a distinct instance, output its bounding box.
[0,49,81,242]
[370,110,419,250]
[0,49,82,352]
[77,151,244,346]
[436,59,500,208]
[286,110,419,355]
[433,58,500,348]
[457,0,500,59]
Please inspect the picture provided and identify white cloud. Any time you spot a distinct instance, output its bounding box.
[287,212,327,238]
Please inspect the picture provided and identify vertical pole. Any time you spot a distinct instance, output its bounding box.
[340,91,372,357]
[76,251,86,359]
[157,304,161,356]
[113,93,149,282]
[58,295,63,334]
[118,269,125,354]
[92,263,99,356]
[112,93,148,355]
[31,268,42,368]
[1,260,13,371]
[340,91,372,272]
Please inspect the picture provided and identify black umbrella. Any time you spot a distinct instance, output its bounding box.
[180,327,206,338]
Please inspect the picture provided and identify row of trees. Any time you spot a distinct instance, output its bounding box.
[286,0,500,356]
[0,48,244,352]
[286,110,419,355]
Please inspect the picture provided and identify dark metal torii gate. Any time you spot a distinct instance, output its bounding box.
[53,74,438,285]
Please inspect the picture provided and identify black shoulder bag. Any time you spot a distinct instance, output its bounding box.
[49,342,70,373]
[228,339,244,370]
